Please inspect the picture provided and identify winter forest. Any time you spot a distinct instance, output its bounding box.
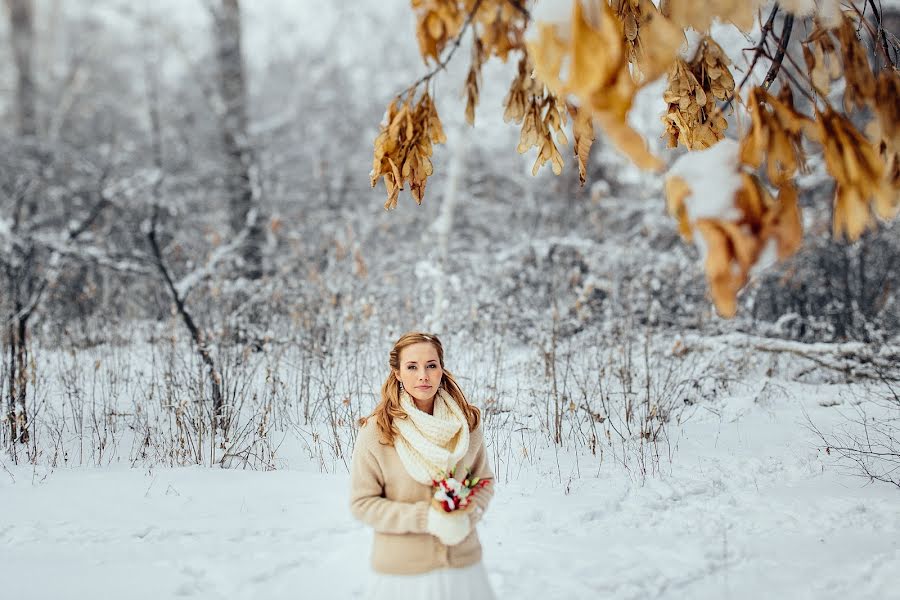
[1,0,899,598]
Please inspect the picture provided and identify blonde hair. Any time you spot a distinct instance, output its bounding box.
[361,331,481,445]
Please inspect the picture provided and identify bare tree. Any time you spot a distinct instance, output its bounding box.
[3,0,37,446]
[5,0,36,137]
[210,0,265,280]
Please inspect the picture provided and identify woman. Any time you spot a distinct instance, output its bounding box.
[350,332,496,599]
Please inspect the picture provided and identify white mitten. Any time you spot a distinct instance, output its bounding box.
[426,506,471,546]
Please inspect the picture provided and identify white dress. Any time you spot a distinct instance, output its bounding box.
[366,561,497,600]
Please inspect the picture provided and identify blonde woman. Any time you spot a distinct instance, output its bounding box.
[350,332,496,600]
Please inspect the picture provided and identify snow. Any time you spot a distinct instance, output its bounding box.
[668,139,743,221]
[528,0,575,30]
[778,0,818,18]
[1,374,898,600]
[751,237,779,274]
[817,0,844,29]
[3,2,900,598]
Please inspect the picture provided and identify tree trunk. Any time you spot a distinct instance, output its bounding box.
[212,0,264,279]
[426,128,467,332]
[4,291,31,446]
[841,246,853,340]
[13,302,29,444]
[6,321,16,444]
[5,0,36,449]
[6,0,37,137]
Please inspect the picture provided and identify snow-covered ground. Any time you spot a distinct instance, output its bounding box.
[1,2,899,598]
[2,378,897,600]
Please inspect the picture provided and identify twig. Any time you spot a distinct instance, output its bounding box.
[762,14,794,90]
[810,411,900,489]
[0,457,15,483]
[864,0,896,69]
[144,58,226,439]
[173,206,257,298]
[395,0,486,99]
[775,61,822,104]
[719,5,780,113]
[1,156,118,330]
[761,22,834,105]
[3,279,46,327]
[66,167,112,240]
[826,446,900,459]
[504,0,530,18]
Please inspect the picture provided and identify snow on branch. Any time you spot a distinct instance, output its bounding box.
[173,205,259,298]
[684,332,900,381]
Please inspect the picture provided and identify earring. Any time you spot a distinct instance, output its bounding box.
[399,382,404,391]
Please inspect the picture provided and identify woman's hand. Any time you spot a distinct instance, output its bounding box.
[426,505,472,546]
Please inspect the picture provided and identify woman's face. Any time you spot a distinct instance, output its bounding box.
[395,342,443,403]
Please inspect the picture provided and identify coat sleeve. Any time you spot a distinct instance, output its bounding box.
[349,427,429,534]
[466,425,495,525]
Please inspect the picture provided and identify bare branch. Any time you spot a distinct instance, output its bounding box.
[144,55,227,441]
[762,14,794,90]
[173,207,258,298]
[686,333,900,381]
[863,0,897,69]
[396,0,486,100]
[719,5,780,113]
[66,168,112,240]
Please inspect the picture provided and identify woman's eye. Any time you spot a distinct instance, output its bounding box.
[427,364,437,369]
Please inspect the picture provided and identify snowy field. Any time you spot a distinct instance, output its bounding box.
[1,1,899,598]
[2,375,897,600]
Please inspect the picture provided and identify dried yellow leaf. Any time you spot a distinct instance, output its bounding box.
[739,87,811,187]
[413,1,464,64]
[665,157,803,317]
[764,184,803,260]
[837,14,876,113]
[664,175,693,240]
[473,0,526,61]
[371,91,447,209]
[528,0,665,172]
[665,0,762,32]
[808,109,893,240]
[570,103,596,186]
[464,39,484,126]
[662,38,733,151]
[804,26,841,97]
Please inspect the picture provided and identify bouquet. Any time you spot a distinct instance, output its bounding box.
[431,467,490,513]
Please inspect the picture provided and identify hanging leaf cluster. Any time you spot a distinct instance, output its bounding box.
[370,93,446,210]
[660,0,761,33]
[667,149,802,317]
[373,0,900,317]
[739,87,808,187]
[503,55,569,176]
[372,0,530,209]
[662,37,734,150]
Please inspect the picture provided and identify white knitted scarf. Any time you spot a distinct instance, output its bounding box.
[394,387,470,485]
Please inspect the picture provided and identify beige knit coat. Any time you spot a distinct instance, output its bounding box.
[349,418,495,575]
